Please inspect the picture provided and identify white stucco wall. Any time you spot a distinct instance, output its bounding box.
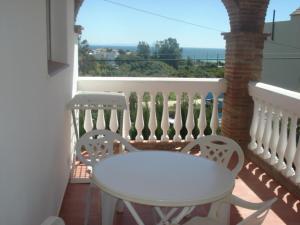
[0,0,75,225]
[262,14,300,92]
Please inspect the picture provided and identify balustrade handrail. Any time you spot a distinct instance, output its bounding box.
[249,81,300,116]
[77,77,227,94]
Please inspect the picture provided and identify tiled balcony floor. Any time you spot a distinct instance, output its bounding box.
[60,160,300,225]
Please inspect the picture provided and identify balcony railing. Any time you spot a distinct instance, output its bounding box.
[248,82,300,185]
[77,77,226,142]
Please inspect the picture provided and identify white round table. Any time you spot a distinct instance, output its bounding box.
[93,151,235,225]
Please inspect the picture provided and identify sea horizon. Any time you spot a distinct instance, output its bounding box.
[90,45,225,60]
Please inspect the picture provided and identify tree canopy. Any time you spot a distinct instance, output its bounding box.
[137,41,151,59]
[154,38,182,69]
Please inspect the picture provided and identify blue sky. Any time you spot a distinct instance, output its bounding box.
[77,0,300,48]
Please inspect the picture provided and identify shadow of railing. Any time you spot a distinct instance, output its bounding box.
[235,160,300,224]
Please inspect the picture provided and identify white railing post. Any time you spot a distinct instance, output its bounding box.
[148,92,157,142]
[197,93,207,138]
[293,141,300,184]
[161,92,170,142]
[255,102,266,155]
[123,93,131,140]
[210,92,219,135]
[248,97,260,150]
[283,115,297,177]
[269,108,280,165]
[276,111,288,171]
[173,92,182,142]
[261,104,273,159]
[96,107,106,130]
[109,107,118,133]
[135,92,144,142]
[84,109,93,132]
[185,92,195,141]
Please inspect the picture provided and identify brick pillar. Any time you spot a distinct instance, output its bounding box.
[221,0,269,149]
[221,33,268,149]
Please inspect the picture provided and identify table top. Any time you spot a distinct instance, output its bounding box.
[93,151,235,207]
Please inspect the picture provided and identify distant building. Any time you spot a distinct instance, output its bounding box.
[92,48,120,65]
[262,7,300,92]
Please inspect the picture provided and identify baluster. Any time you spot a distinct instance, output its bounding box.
[283,115,297,177]
[84,109,93,132]
[135,92,144,142]
[96,107,105,130]
[269,109,280,165]
[255,102,266,155]
[185,92,195,141]
[148,92,157,142]
[173,92,182,142]
[210,92,219,135]
[276,111,288,171]
[248,97,260,150]
[109,107,118,133]
[261,104,273,159]
[122,93,131,140]
[197,93,207,138]
[161,92,170,142]
[293,140,300,184]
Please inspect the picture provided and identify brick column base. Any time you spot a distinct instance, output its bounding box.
[221,32,268,150]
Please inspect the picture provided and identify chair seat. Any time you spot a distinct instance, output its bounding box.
[181,216,220,225]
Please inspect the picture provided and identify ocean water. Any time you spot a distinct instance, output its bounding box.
[90,45,225,61]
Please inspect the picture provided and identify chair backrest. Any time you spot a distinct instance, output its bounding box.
[229,195,277,225]
[75,129,138,168]
[182,135,244,176]
[41,217,65,225]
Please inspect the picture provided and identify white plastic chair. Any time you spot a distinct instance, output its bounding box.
[40,217,65,225]
[175,195,277,225]
[180,135,245,223]
[182,135,244,177]
[75,129,138,225]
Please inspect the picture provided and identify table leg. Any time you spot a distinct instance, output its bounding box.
[101,191,118,225]
[208,202,230,225]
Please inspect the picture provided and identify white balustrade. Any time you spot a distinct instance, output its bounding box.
[161,92,170,142]
[185,92,195,141]
[210,92,219,135]
[122,93,131,140]
[78,77,226,142]
[135,92,144,142]
[249,82,300,184]
[84,109,93,132]
[197,93,207,138]
[173,93,182,142]
[148,92,157,142]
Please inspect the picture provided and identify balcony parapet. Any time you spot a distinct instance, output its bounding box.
[248,82,300,186]
[77,77,226,143]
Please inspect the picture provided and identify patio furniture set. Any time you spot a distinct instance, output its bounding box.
[53,91,276,225]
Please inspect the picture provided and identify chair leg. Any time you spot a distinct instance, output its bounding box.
[116,199,125,213]
[84,183,93,225]
[101,191,118,225]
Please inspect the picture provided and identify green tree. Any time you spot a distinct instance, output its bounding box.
[154,38,182,69]
[78,38,98,75]
[137,41,151,59]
